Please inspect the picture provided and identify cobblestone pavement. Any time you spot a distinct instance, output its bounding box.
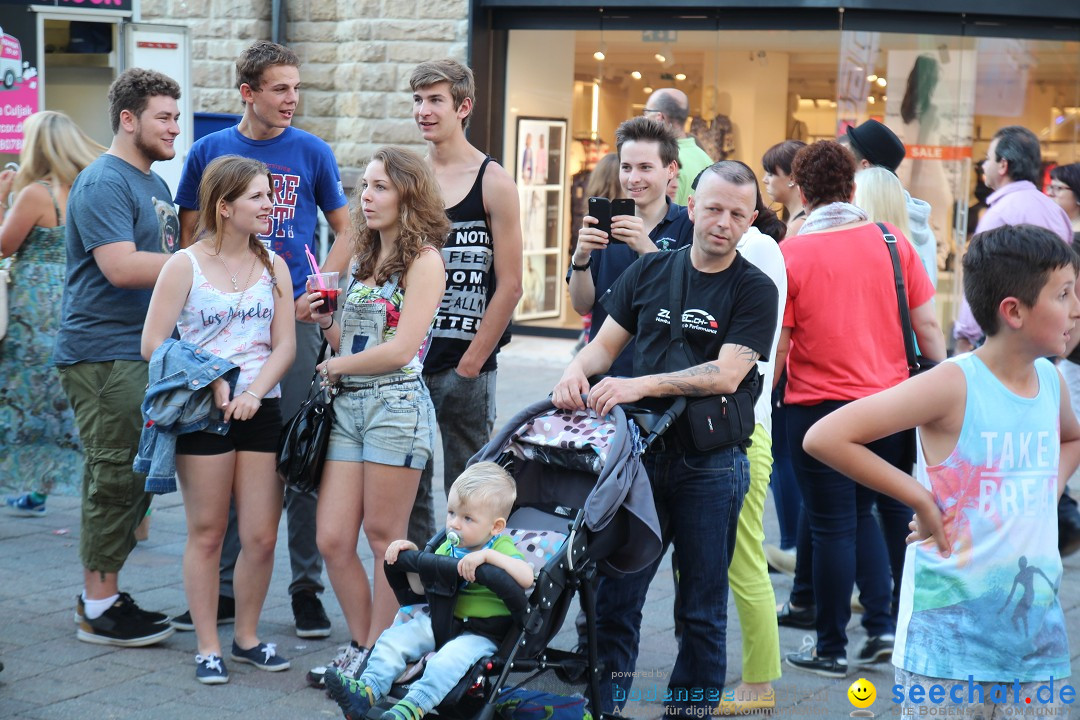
[1,336,1078,718]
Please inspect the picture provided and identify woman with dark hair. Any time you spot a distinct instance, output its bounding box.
[309,145,448,682]
[1048,163,1080,241]
[762,140,807,238]
[778,141,944,677]
[898,54,953,270]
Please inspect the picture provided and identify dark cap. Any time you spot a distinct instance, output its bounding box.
[846,119,906,172]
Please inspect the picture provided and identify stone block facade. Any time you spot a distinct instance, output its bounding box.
[141,0,469,182]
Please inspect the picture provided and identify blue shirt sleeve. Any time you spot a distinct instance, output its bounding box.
[175,140,208,210]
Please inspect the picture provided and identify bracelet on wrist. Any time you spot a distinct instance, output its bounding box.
[320,317,334,331]
[571,257,591,272]
[242,390,262,403]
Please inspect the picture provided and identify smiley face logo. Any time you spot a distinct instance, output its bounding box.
[848,677,877,712]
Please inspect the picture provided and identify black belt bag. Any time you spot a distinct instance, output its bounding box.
[666,250,760,453]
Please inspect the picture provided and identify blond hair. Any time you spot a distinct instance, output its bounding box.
[449,462,516,519]
[409,59,475,129]
[195,155,282,296]
[13,111,104,195]
[854,166,912,241]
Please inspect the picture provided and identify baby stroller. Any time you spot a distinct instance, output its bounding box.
[376,397,681,720]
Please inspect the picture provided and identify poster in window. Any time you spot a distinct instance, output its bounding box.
[515,117,566,321]
[0,17,40,156]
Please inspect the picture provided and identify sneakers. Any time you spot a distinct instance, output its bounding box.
[75,592,170,626]
[292,590,332,638]
[5,492,47,517]
[785,636,849,678]
[854,634,894,665]
[383,698,424,720]
[171,595,235,631]
[326,670,377,720]
[764,544,796,576]
[307,641,370,689]
[195,653,229,685]
[76,594,176,647]
[230,640,290,671]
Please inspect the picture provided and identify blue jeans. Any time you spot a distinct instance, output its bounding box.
[361,612,497,714]
[770,386,802,550]
[596,444,750,716]
[787,402,900,659]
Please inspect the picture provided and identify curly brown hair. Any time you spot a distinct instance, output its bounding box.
[790,140,857,209]
[351,147,449,286]
[107,68,181,134]
[195,155,282,296]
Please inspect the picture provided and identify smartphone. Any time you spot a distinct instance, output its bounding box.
[611,198,636,219]
[588,196,611,236]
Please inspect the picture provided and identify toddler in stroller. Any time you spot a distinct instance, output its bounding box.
[327,462,535,720]
[329,398,669,720]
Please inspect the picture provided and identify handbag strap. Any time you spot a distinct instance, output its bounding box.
[666,249,696,372]
[877,222,919,373]
[305,338,335,402]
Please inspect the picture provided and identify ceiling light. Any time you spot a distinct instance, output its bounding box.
[867,96,876,104]
[867,74,878,82]
[643,85,653,94]
[593,45,606,61]
[631,71,642,80]
[654,52,666,64]
[675,73,686,81]
[876,77,887,87]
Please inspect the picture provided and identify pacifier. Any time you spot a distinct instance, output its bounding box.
[446,530,462,547]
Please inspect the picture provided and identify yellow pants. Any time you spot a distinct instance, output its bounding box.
[727,423,781,683]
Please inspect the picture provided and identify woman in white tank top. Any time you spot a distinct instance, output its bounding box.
[142,156,296,684]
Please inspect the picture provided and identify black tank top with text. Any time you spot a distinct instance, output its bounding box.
[423,156,510,374]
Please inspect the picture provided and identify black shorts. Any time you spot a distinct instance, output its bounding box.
[176,399,282,456]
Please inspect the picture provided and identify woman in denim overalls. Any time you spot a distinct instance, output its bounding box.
[308,147,448,677]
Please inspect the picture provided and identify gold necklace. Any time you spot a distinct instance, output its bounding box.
[212,250,257,292]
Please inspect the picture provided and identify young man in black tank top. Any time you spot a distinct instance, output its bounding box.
[405,59,524,545]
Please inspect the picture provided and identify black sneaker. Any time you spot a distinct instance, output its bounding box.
[854,634,894,665]
[776,600,816,629]
[172,595,235,631]
[75,592,170,626]
[292,590,332,639]
[785,636,848,678]
[77,595,176,647]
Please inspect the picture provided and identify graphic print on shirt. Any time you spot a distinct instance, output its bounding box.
[265,172,301,243]
[654,307,720,334]
[153,196,181,254]
[343,281,430,376]
[433,219,493,342]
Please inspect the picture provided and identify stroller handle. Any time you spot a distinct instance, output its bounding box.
[384,550,530,618]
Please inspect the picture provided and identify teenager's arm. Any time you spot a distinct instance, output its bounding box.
[317,250,445,381]
[242,256,296,401]
[456,165,523,377]
[93,241,170,289]
[1058,369,1080,496]
[320,205,355,276]
[141,252,193,361]
[774,327,791,389]
[179,208,199,249]
[0,182,48,257]
[803,365,965,556]
[552,316,632,411]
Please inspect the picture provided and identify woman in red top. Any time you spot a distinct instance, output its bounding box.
[777,141,945,677]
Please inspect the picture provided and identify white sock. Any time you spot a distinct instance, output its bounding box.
[82,591,119,620]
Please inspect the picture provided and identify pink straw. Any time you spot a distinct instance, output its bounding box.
[304,244,326,290]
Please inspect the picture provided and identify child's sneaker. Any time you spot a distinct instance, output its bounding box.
[195,653,229,685]
[5,492,46,517]
[326,670,376,720]
[383,698,425,720]
[230,640,290,671]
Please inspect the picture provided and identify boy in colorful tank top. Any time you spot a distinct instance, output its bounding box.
[804,224,1080,717]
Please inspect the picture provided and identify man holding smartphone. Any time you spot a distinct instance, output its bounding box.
[568,116,693,376]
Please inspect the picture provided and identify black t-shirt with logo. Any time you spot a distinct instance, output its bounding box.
[600,247,778,386]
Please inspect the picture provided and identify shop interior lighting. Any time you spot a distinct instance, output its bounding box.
[631,70,642,80]
[876,77,887,87]
[654,51,667,63]
[590,81,600,140]
[593,44,606,61]
[675,73,686,81]
[867,74,878,82]
[867,96,876,104]
[643,85,654,93]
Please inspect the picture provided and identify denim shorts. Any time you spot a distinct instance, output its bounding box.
[326,376,435,469]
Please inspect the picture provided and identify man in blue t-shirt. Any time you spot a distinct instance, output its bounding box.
[173,41,353,653]
[55,68,182,649]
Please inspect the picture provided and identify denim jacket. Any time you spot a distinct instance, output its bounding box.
[134,338,240,493]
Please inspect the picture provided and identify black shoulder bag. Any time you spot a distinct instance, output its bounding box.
[277,339,335,493]
[877,222,937,376]
[667,250,759,452]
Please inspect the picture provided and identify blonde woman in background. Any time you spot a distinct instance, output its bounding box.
[0,111,104,516]
[854,166,912,241]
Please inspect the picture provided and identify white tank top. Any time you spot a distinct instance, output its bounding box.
[175,247,280,398]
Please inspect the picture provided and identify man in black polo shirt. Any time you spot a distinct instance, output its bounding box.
[568,116,693,376]
[553,161,778,717]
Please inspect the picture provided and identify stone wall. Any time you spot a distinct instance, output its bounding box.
[139,0,470,177]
